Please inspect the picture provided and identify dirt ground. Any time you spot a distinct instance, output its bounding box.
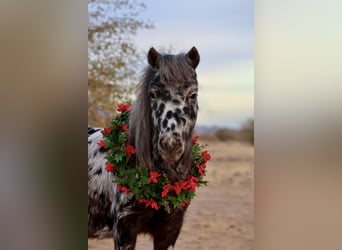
[88,140,254,250]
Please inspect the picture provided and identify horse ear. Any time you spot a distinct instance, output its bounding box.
[186,46,200,69]
[148,47,161,68]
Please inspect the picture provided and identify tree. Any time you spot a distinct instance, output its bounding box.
[88,0,153,127]
[215,128,238,141]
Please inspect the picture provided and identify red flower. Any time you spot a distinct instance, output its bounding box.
[178,176,198,192]
[201,150,211,162]
[138,198,149,205]
[161,184,173,198]
[124,145,136,159]
[120,124,128,131]
[105,162,116,173]
[179,179,189,190]
[97,140,106,148]
[189,175,199,183]
[117,103,131,112]
[195,163,204,176]
[138,198,159,210]
[179,200,190,209]
[101,127,112,135]
[117,184,129,194]
[173,182,182,194]
[192,135,199,144]
[147,171,161,184]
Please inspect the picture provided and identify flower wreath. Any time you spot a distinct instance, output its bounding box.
[98,103,211,213]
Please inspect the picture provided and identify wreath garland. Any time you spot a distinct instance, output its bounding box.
[99,103,211,213]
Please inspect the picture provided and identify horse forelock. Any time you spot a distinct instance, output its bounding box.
[157,53,197,83]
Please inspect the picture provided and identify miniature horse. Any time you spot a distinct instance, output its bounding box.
[88,47,200,250]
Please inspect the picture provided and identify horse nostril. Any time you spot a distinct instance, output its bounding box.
[172,138,182,148]
[159,137,169,150]
[159,137,182,151]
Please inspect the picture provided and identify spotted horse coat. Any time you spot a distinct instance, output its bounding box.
[88,47,200,250]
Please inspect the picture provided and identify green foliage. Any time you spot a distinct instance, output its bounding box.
[101,105,211,212]
[88,0,154,127]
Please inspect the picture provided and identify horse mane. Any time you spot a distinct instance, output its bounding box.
[128,66,154,167]
[128,52,196,168]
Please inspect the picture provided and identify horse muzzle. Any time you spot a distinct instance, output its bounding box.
[158,135,184,162]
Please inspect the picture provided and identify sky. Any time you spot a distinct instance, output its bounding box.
[134,0,254,129]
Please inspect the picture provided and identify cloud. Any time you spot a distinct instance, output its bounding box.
[198,59,254,89]
[197,90,254,127]
[197,59,254,127]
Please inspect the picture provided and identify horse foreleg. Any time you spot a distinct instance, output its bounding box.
[114,216,138,250]
[152,209,185,250]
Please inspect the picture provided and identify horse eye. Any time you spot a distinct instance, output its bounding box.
[189,93,197,99]
[150,91,157,99]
